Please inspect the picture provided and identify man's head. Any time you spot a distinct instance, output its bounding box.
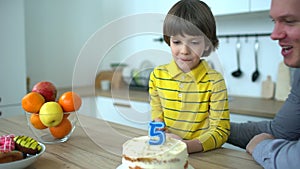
[270,0,300,68]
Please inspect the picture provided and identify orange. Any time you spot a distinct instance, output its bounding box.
[58,91,82,112]
[30,114,48,129]
[49,118,72,139]
[63,112,70,119]
[22,92,45,113]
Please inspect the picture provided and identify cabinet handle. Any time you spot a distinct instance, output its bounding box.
[0,111,2,117]
[113,102,131,108]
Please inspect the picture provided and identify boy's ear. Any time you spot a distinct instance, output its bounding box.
[203,45,211,56]
[205,44,210,51]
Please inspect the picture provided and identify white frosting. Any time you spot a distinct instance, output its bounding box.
[122,136,188,169]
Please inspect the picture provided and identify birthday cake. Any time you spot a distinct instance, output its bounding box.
[121,136,189,169]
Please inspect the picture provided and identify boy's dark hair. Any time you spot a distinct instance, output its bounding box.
[163,0,219,56]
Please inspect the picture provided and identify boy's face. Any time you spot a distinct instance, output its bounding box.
[270,0,300,68]
[170,34,208,72]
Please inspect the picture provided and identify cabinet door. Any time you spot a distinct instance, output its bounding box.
[202,0,249,16]
[0,105,23,118]
[77,97,97,117]
[250,0,271,12]
[0,56,26,106]
[0,0,26,106]
[96,97,151,130]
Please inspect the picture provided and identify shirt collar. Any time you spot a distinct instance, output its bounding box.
[165,60,210,82]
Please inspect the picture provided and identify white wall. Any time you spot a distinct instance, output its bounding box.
[25,0,177,89]
[24,1,281,98]
[0,0,26,104]
[25,0,129,88]
[215,12,282,97]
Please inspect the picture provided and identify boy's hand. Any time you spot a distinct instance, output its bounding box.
[153,118,168,132]
[166,133,182,140]
[154,118,163,122]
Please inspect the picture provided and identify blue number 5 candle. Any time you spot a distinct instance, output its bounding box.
[148,121,166,145]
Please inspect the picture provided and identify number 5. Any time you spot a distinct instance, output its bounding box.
[148,121,166,145]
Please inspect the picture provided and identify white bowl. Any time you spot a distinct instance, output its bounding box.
[0,142,46,169]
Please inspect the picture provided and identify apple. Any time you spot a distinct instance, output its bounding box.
[32,81,57,102]
[39,102,63,127]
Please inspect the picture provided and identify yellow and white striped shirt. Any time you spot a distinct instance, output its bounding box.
[149,60,230,152]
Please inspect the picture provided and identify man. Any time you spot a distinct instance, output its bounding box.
[227,0,300,168]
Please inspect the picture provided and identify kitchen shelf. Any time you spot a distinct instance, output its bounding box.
[218,33,271,39]
[229,95,283,118]
[60,86,284,119]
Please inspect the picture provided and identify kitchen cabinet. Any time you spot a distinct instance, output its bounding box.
[203,0,271,16]
[203,0,249,16]
[77,97,98,118]
[0,53,26,106]
[71,87,281,130]
[0,0,26,116]
[95,96,151,130]
[250,0,271,12]
[0,105,23,118]
[230,113,271,123]
[93,96,272,130]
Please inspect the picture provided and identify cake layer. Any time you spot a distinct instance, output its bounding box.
[122,136,188,169]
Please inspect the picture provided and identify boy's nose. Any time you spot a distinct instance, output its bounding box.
[181,45,190,54]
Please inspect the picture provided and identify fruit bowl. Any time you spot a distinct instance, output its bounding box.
[22,81,81,144]
[25,111,77,144]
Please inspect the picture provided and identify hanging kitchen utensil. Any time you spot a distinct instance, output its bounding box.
[252,36,260,82]
[231,37,243,77]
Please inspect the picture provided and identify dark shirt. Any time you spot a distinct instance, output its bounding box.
[253,69,300,169]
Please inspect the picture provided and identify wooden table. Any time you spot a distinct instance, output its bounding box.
[0,115,262,169]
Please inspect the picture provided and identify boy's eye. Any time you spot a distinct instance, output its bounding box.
[191,41,200,45]
[172,40,181,44]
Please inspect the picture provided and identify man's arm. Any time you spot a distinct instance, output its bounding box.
[249,135,300,169]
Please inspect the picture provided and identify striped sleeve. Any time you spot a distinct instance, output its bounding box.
[149,68,163,120]
[199,71,230,151]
